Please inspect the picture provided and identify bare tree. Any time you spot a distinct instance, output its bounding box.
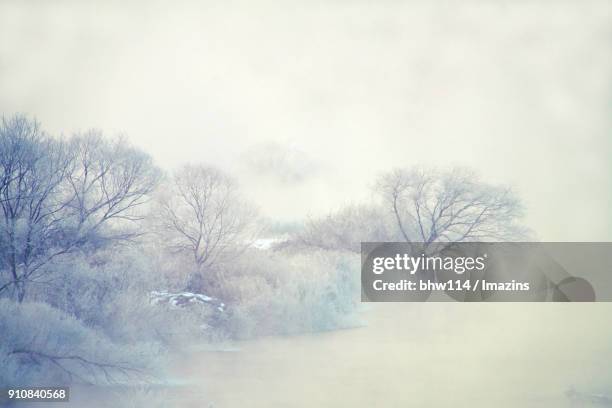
[155,165,257,290]
[0,115,159,301]
[65,131,160,243]
[0,116,71,301]
[376,166,526,249]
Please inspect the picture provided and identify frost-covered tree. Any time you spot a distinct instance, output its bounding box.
[295,204,395,253]
[290,166,527,253]
[154,165,257,290]
[376,166,527,247]
[65,131,160,243]
[0,115,159,302]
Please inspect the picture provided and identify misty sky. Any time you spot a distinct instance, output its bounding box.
[1,0,611,240]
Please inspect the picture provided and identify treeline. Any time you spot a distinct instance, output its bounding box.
[0,114,360,392]
[0,114,527,396]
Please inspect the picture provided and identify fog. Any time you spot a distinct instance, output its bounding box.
[1,0,611,240]
[2,3,612,407]
[51,303,612,407]
[179,303,612,407]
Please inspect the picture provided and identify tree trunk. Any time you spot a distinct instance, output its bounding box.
[16,280,26,302]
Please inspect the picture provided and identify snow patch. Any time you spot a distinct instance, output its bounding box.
[149,290,225,312]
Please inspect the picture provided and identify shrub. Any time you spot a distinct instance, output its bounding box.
[29,246,217,347]
[214,249,362,339]
[0,299,158,388]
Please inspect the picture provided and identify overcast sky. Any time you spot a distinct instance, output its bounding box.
[1,0,610,240]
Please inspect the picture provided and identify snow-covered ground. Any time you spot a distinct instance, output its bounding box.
[251,237,285,250]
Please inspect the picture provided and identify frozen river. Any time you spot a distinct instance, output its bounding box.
[170,303,612,407]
